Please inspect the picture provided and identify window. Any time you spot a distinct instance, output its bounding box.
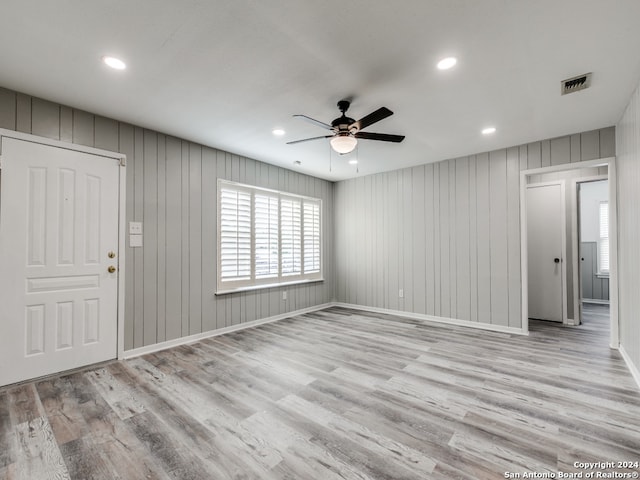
[217,179,322,293]
[599,201,609,273]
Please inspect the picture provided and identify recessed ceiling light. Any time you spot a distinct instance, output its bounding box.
[482,127,497,135]
[102,56,126,70]
[437,57,457,70]
[272,129,285,136]
[348,159,358,165]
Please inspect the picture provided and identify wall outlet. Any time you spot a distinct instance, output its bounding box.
[282,291,287,301]
[399,289,404,298]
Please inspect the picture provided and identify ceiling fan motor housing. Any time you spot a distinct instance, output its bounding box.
[332,116,356,131]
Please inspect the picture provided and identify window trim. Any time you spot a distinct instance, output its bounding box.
[216,179,323,295]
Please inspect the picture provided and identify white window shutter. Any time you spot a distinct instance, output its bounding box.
[255,194,279,278]
[281,198,302,275]
[304,201,321,273]
[217,180,322,293]
[220,188,251,280]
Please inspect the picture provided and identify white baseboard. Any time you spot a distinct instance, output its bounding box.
[122,302,335,359]
[334,303,529,336]
[581,298,610,305]
[123,301,529,359]
[619,344,640,391]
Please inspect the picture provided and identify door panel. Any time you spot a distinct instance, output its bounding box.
[527,183,564,322]
[0,137,120,386]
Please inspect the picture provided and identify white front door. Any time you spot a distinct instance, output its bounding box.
[0,137,120,386]
[526,182,565,322]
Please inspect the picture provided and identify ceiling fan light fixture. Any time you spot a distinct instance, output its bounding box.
[330,135,358,154]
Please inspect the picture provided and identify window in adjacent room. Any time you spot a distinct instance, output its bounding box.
[599,200,609,274]
[217,179,322,293]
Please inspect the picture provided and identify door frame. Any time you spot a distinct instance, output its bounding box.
[0,128,127,360]
[525,180,568,324]
[520,157,619,349]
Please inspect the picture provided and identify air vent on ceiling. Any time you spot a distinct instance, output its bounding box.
[561,73,592,95]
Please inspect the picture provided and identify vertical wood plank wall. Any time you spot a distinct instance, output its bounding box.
[615,80,640,377]
[0,88,335,351]
[1,84,631,367]
[334,127,615,329]
[580,242,609,302]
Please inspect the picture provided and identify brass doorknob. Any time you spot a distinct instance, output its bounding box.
[108,251,116,258]
[108,266,116,273]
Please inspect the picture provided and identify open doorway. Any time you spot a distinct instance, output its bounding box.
[521,157,619,348]
[577,179,610,331]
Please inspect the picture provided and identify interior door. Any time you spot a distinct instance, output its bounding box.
[0,137,120,387]
[527,183,565,322]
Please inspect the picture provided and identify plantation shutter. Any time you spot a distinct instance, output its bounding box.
[219,187,252,281]
[217,179,322,293]
[303,200,321,273]
[281,198,302,276]
[255,193,279,278]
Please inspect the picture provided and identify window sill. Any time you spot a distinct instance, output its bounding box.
[596,273,610,279]
[215,277,324,295]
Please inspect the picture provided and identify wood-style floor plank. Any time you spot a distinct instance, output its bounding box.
[0,392,15,470]
[13,416,69,480]
[0,304,639,479]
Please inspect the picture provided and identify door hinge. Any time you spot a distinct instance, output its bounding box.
[119,157,126,167]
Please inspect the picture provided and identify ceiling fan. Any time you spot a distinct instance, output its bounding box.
[287,100,405,154]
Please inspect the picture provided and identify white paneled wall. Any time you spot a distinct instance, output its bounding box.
[335,128,615,329]
[0,88,335,351]
[0,85,626,358]
[615,80,640,380]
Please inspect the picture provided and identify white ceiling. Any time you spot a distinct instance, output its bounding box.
[2,1,640,181]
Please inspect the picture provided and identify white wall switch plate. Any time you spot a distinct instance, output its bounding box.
[129,221,143,235]
[399,289,404,298]
[282,291,287,300]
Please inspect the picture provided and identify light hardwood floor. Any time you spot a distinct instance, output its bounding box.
[1,305,639,479]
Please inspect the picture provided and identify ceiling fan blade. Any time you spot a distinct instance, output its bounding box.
[293,114,333,131]
[352,107,393,131]
[355,131,405,143]
[287,135,333,145]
